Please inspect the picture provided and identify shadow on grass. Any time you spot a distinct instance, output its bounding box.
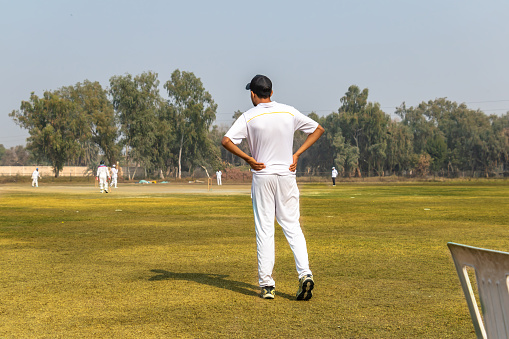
[149,269,295,300]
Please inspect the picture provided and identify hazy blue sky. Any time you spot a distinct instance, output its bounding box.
[1,0,508,148]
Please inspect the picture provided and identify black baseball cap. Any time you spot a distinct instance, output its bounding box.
[246,75,272,98]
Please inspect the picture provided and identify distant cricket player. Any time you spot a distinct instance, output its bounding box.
[96,160,110,193]
[216,170,222,185]
[111,164,118,188]
[331,166,338,186]
[222,75,324,300]
[31,168,41,187]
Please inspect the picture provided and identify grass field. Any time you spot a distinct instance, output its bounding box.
[1,180,508,338]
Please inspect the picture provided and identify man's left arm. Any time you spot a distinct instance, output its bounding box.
[289,124,324,171]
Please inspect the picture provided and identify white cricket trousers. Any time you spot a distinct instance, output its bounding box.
[99,174,108,192]
[251,174,312,287]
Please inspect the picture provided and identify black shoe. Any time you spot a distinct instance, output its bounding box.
[296,275,314,300]
[260,286,275,299]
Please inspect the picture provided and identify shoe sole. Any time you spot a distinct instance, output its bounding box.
[260,287,275,299]
[297,278,314,300]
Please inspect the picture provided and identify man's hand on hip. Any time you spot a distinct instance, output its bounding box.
[289,154,299,172]
[247,157,266,171]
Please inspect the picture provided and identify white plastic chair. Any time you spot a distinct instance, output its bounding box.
[448,242,509,339]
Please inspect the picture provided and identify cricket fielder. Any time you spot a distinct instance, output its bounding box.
[216,170,222,185]
[96,160,110,193]
[222,75,324,300]
[111,164,118,188]
[31,168,41,187]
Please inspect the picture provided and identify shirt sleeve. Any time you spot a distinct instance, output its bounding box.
[293,109,319,134]
[224,115,248,145]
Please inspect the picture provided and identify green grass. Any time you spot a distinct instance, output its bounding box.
[0,181,508,338]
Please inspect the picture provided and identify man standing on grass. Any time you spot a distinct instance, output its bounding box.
[31,168,41,187]
[111,164,118,188]
[222,75,324,300]
[216,170,222,185]
[96,160,110,193]
[331,167,338,186]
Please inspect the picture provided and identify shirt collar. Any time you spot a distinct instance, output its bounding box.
[257,101,276,108]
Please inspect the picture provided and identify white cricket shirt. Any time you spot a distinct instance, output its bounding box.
[225,101,319,176]
[96,165,109,178]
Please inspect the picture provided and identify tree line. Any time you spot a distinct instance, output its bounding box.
[8,70,509,178]
[212,85,508,178]
[9,70,218,178]
[296,86,509,177]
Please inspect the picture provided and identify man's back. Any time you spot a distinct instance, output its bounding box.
[227,101,317,176]
[97,165,109,177]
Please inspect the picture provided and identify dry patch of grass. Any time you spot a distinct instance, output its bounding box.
[0,181,508,337]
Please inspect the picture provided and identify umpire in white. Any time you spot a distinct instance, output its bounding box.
[222,75,324,300]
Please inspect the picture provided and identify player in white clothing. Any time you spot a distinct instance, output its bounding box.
[331,167,338,186]
[110,164,118,188]
[216,170,222,185]
[222,75,324,300]
[96,160,111,193]
[31,168,41,187]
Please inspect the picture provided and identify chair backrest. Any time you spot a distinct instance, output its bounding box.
[448,242,509,339]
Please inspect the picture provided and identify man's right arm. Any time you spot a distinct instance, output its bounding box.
[221,136,266,171]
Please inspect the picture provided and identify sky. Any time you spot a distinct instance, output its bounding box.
[1,0,508,148]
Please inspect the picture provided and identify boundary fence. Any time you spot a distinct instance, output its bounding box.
[0,166,91,177]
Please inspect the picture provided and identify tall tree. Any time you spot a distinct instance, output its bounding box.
[110,72,166,178]
[363,102,389,175]
[442,104,501,174]
[395,102,437,156]
[332,132,359,177]
[164,69,217,178]
[10,91,86,176]
[338,85,389,176]
[425,131,447,172]
[153,103,176,177]
[58,80,119,165]
[385,120,415,174]
[319,112,355,176]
